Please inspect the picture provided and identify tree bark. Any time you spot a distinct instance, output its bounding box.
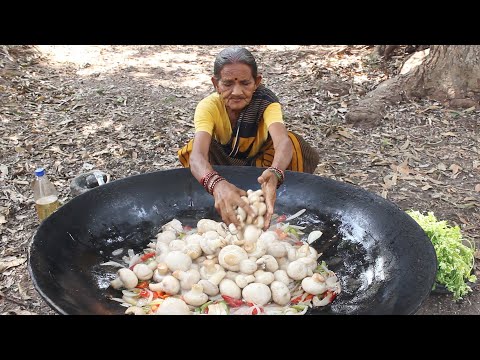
[346,45,480,126]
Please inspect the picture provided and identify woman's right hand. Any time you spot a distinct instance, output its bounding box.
[212,181,255,227]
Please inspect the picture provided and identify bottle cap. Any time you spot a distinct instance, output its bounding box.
[35,168,46,177]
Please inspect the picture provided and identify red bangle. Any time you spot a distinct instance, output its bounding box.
[200,170,218,188]
[209,176,225,195]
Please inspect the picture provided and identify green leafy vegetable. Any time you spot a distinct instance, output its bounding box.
[406,210,476,300]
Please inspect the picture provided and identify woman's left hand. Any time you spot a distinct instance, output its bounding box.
[257,169,279,230]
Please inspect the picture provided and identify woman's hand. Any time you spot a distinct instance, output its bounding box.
[212,181,255,227]
[257,169,279,230]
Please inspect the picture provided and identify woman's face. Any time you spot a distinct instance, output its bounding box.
[212,63,262,113]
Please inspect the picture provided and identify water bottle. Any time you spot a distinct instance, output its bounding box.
[33,167,60,221]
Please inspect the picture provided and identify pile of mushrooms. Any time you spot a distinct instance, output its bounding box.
[108,189,341,315]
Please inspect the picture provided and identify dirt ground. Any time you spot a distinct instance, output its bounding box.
[0,45,479,315]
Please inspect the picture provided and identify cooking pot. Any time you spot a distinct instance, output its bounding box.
[28,166,437,314]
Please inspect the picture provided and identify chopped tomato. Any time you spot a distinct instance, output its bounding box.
[152,291,165,299]
[136,281,149,289]
[139,289,150,298]
[291,293,314,304]
[323,290,337,302]
[222,295,244,308]
[274,228,288,240]
[140,252,156,262]
[246,302,264,314]
[276,214,287,223]
[184,225,192,231]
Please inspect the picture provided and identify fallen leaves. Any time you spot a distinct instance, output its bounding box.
[0,257,26,272]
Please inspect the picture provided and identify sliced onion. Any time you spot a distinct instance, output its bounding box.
[122,289,140,297]
[110,297,127,303]
[289,225,306,230]
[112,248,124,256]
[100,261,125,267]
[285,209,306,222]
[128,254,141,268]
[307,230,323,244]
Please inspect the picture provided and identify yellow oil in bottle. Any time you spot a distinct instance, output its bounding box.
[35,195,60,221]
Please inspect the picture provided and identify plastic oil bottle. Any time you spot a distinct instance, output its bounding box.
[33,167,60,221]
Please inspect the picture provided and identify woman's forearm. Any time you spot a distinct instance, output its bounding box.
[190,152,214,183]
[271,136,292,171]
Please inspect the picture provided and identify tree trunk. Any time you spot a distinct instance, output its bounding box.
[346,45,480,126]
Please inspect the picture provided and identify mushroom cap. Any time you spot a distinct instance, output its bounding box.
[242,283,272,306]
[118,268,138,289]
[218,245,248,271]
[270,281,291,306]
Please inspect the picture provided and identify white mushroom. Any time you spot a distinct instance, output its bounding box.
[157,275,180,295]
[256,255,279,272]
[274,269,291,286]
[199,259,226,285]
[146,260,158,271]
[199,234,225,255]
[155,242,170,262]
[285,243,298,262]
[301,273,327,295]
[218,245,248,271]
[156,230,176,244]
[276,257,290,271]
[297,244,318,259]
[287,260,309,280]
[259,231,277,244]
[164,250,192,272]
[152,263,169,282]
[235,274,255,288]
[244,238,267,259]
[252,201,267,217]
[197,219,221,234]
[219,278,242,299]
[236,207,247,223]
[254,270,275,285]
[243,224,261,244]
[298,256,318,272]
[242,283,272,306]
[169,239,186,252]
[197,279,219,296]
[270,281,291,306]
[254,215,264,229]
[239,258,258,275]
[194,255,207,265]
[183,243,202,259]
[183,284,208,306]
[172,269,201,290]
[161,219,183,234]
[125,306,145,315]
[225,271,238,281]
[267,241,287,258]
[156,297,191,315]
[110,268,138,290]
[184,233,203,245]
[133,263,154,281]
[228,223,238,235]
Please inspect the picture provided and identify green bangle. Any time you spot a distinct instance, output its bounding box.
[268,168,283,188]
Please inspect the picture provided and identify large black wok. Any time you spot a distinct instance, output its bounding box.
[28,166,437,315]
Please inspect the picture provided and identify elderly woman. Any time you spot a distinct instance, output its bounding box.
[178,46,319,229]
